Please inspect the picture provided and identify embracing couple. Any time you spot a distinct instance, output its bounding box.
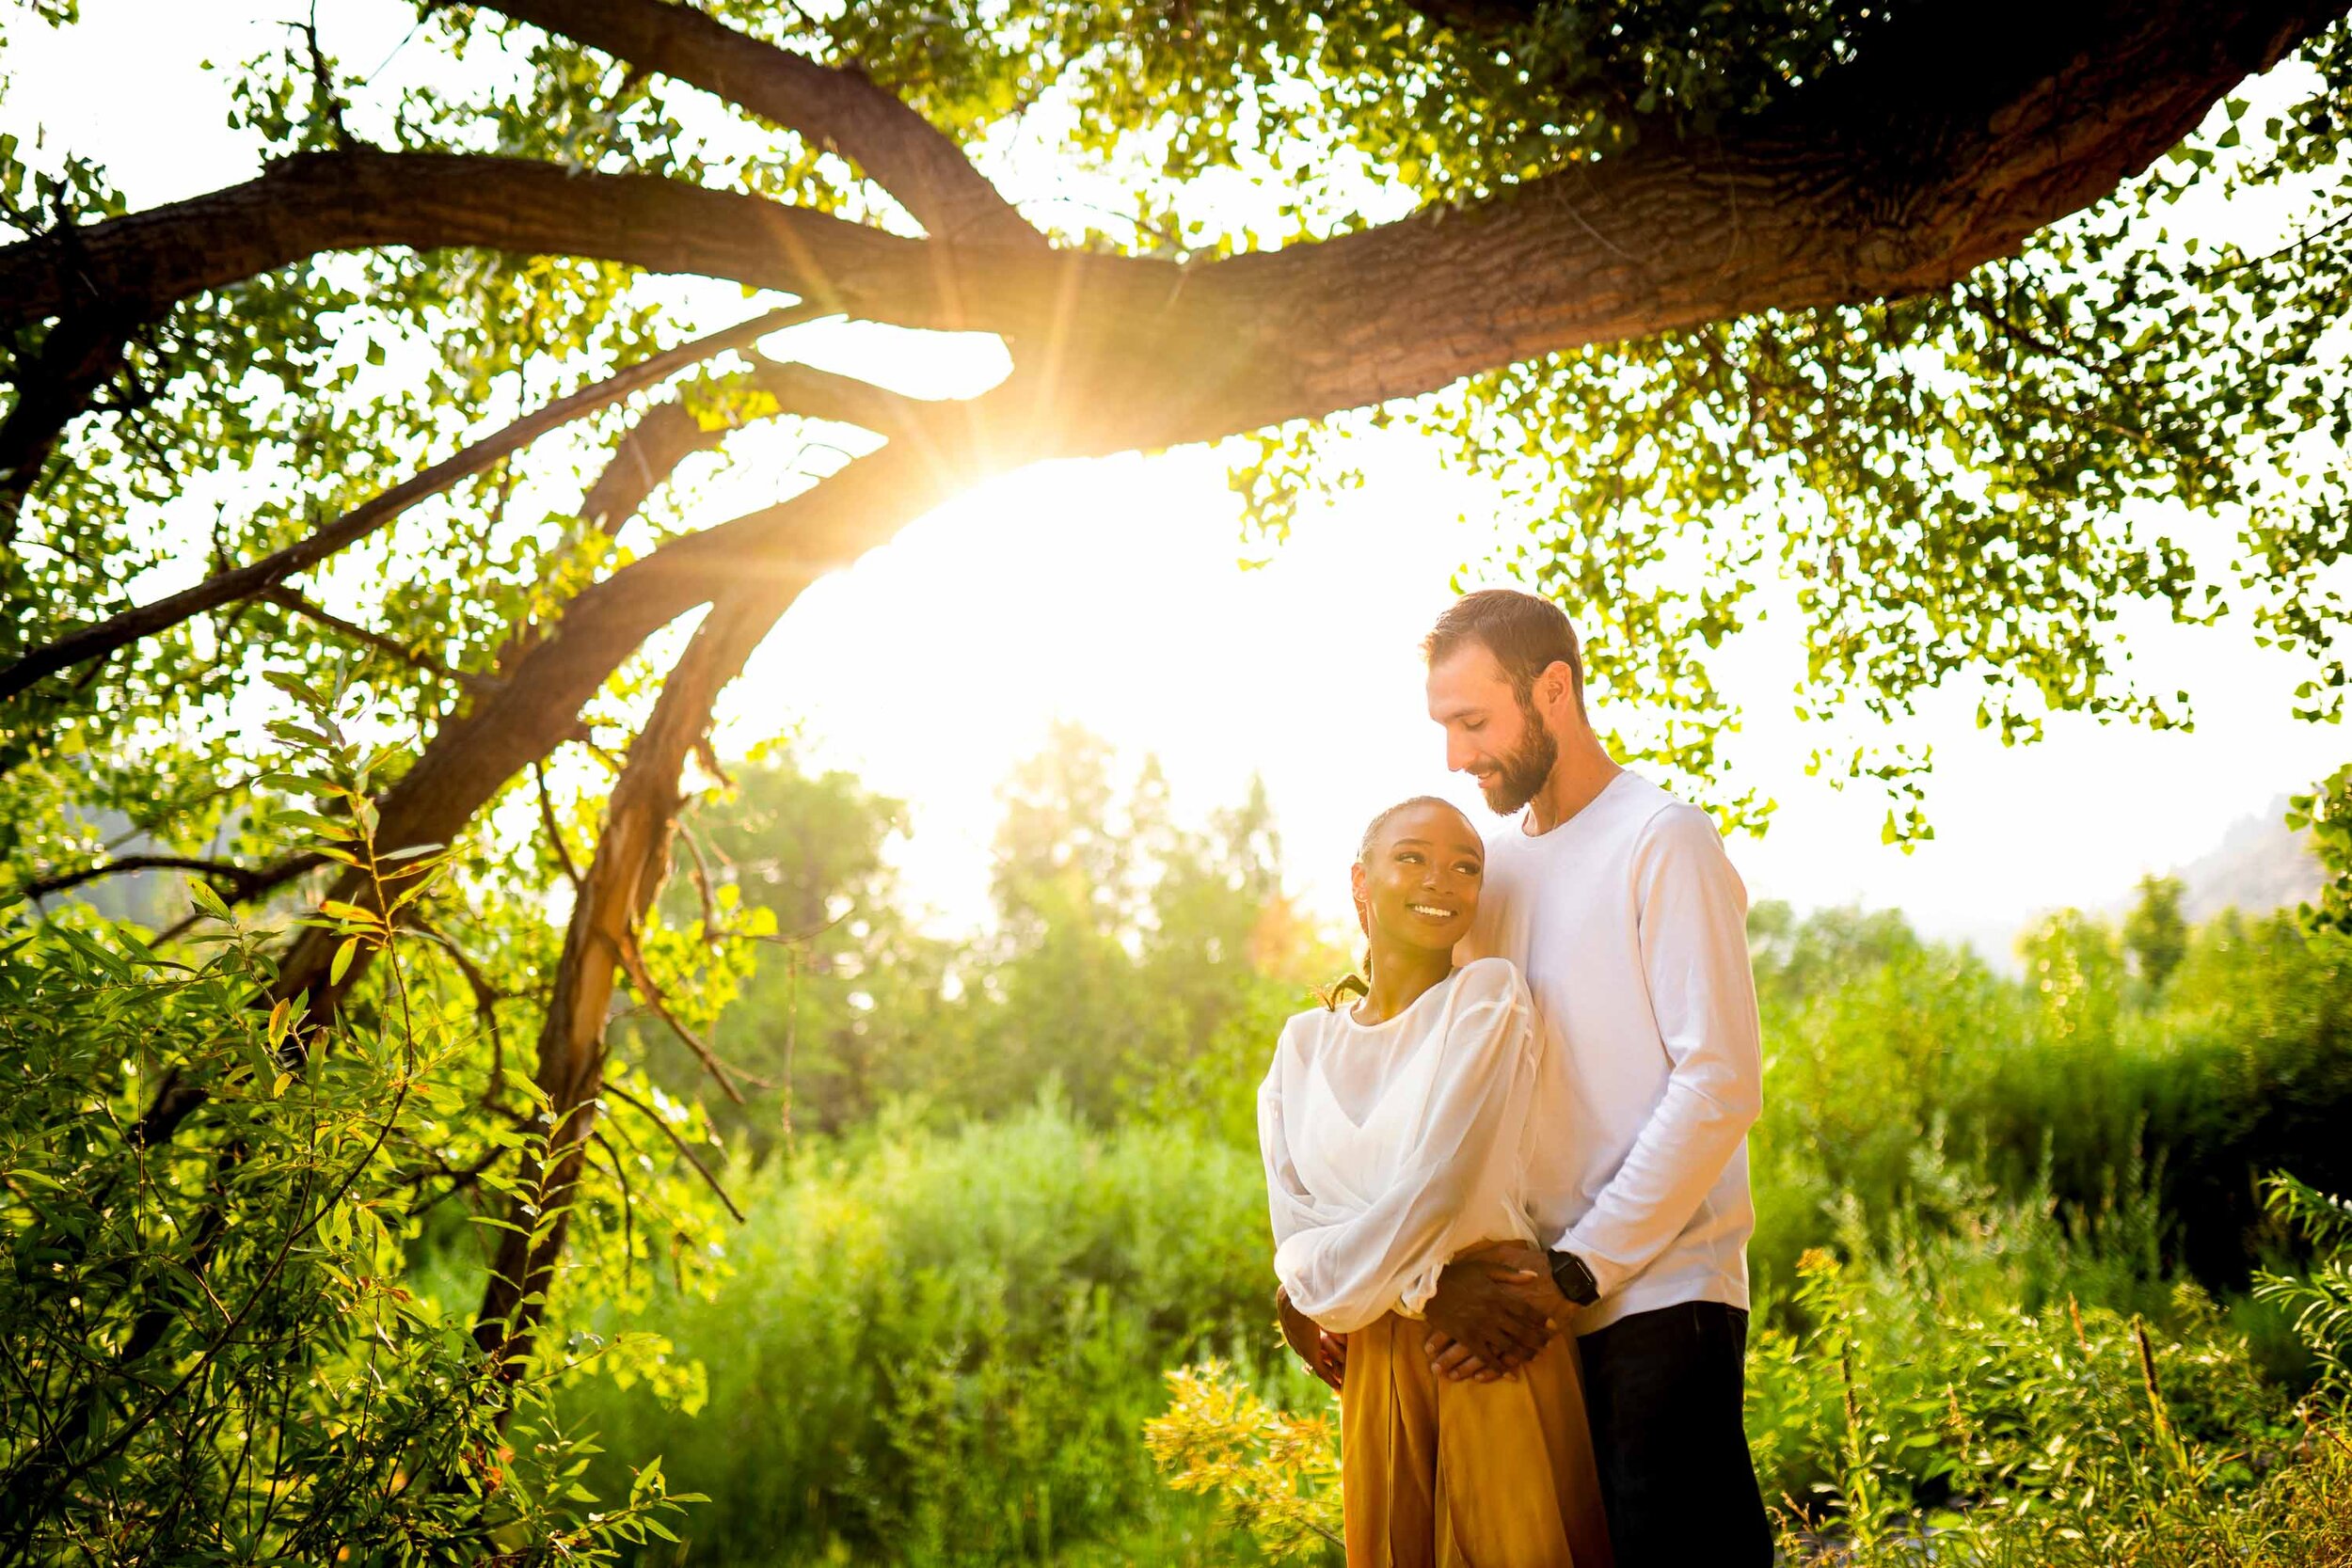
[1259,590,1772,1567]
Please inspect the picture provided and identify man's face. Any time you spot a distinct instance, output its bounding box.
[1426,644,1558,816]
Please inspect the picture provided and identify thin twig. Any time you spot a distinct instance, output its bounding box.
[2195,203,2352,279]
[587,1129,636,1289]
[16,853,273,902]
[614,928,750,1102]
[600,1082,744,1223]
[400,914,516,1098]
[532,760,582,892]
[261,585,487,691]
[675,816,723,944]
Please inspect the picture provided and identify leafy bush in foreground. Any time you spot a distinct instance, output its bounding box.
[0,713,688,1564]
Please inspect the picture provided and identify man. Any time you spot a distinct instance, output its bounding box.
[1421,588,1770,1564]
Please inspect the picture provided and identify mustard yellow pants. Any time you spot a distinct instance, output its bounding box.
[1339,1313,1614,1568]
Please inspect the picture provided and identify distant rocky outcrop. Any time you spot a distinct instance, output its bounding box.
[2169,797,2324,922]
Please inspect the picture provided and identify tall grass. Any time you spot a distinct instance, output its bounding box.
[552,905,2352,1565]
[555,1101,1317,1566]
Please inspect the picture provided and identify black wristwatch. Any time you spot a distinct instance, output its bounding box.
[1546,1248,1600,1307]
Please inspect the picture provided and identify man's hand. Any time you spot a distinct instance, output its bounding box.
[1422,1241,1566,1383]
[1277,1286,1346,1392]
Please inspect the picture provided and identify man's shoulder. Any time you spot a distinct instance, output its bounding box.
[1594,774,1717,847]
[1630,790,1727,856]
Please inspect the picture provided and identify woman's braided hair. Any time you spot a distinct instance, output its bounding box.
[1311,796,1472,1011]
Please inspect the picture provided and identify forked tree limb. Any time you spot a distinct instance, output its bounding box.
[2,335,954,704]
[126,392,977,1148]
[125,391,771,1147]
[476,0,1041,248]
[580,402,720,534]
[0,303,821,702]
[471,588,787,1384]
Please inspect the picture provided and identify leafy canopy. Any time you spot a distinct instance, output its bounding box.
[4,0,2350,898]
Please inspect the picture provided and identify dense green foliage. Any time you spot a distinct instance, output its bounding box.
[0,682,698,1563]
[556,1103,1290,1566]
[543,854,2352,1565]
[1751,892,2352,1303]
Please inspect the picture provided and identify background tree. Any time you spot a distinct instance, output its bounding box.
[2126,872,2194,994]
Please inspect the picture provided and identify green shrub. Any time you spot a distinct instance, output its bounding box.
[1751,902,2352,1300]
[0,707,686,1564]
[556,1100,1312,1566]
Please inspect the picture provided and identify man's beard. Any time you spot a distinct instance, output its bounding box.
[1479,704,1557,816]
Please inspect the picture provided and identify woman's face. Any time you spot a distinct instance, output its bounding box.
[1352,800,1485,957]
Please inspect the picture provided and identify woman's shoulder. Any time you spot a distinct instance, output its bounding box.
[1454,955,1530,1001]
[1274,1003,1341,1054]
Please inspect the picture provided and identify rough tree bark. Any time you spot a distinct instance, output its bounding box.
[470,589,790,1381]
[478,0,1042,248]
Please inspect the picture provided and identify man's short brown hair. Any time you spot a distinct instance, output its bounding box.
[1423,589,1585,712]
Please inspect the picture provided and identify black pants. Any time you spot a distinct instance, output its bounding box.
[1576,1300,1772,1567]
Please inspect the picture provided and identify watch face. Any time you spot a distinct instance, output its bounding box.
[1550,1253,1597,1304]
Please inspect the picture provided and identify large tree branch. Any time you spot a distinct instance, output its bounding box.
[14,853,280,902]
[13,1,2314,441]
[0,150,1020,336]
[476,0,1040,249]
[14,3,2320,439]
[0,303,818,702]
[4,352,969,717]
[124,392,768,1148]
[1193,0,2338,428]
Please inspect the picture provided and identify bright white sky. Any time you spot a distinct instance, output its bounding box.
[13,0,2348,962]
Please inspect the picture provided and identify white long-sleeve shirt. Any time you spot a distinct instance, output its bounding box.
[1458,770,1763,1333]
[1257,958,1542,1334]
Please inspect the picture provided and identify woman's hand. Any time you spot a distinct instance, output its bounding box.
[1277,1285,1346,1392]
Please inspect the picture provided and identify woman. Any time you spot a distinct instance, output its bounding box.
[1259,796,1612,1568]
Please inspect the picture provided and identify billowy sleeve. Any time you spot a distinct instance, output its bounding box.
[1258,961,1540,1334]
[1258,1031,1347,1253]
[1559,802,1763,1299]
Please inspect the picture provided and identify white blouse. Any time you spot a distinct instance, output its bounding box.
[1257,957,1543,1333]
